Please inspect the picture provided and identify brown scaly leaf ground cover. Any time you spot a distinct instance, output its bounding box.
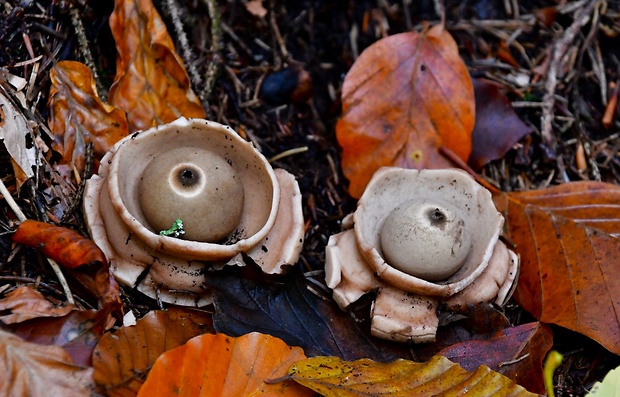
[2,0,620,395]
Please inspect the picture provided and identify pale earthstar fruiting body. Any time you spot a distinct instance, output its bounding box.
[83,118,305,306]
[138,147,244,242]
[325,167,519,343]
[380,200,472,281]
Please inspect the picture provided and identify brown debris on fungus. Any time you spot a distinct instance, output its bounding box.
[325,167,519,343]
[83,118,305,306]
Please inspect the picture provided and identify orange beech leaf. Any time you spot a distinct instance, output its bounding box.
[336,24,474,198]
[439,322,553,394]
[12,220,106,269]
[93,308,214,396]
[0,329,94,396]
[48,60,128,174]
[11,220,119,308]
[284,355,537,396]
[138,332,313,397]
[0,286,75,324]
[108,0,205,132]
[494,182,620,354]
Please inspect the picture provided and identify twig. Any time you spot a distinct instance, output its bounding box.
[0,177,75,304]
[163,0,205,103]
[511,0,519,18]
[221,22,257,61]
[0,178,27,222]
[0,276,91,308]
[433,0,445,26]
[61,142,93,223]
[582,5,606,104]
[46,260,74,304]
[439,146,501,194]
[201,0,223,104]
[268,146,308,163]
[69,5,105,101]
[349,23,359,60]
[499,353,530,367]
[269,1,288,67]
[540,0,600,157]
[402,0,412,30]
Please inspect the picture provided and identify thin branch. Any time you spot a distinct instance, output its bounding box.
[540,0,600,157]
[0,178,26,222]
[69,5,105,101]
[0,177,75,304]
[201,0,223,104]
[164,0,205,102]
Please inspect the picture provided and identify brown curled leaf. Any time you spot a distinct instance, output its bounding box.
[12,220,106,269]
[108,0,206,132]
[12,220,120,309]
[48,60,129,175]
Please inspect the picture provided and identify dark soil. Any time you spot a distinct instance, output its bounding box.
[1,0,620,395]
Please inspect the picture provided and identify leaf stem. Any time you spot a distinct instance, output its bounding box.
[439,146,501,194]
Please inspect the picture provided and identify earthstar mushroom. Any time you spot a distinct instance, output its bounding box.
[83,118,304,306]
[325,167,519,342]
[138,146,245,242]
[379,201,472,281]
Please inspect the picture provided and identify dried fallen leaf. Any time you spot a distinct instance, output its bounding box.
[108,0,205,132]
[468,78,533,170]
[138,332,314,397]
[0,286,75,324]
[48,60,128,174]
[0,329,93,397]
[284,355,537,396]
[336,24,474,198]
[9,305,113,367]
[0,286,109,365]
[12,220,106,270]
[439,322,553,394]
[11,220,120,308]
[93,308,214,396]
[494,182,620,354]
[0,92,36,187]
[432,304,511,349]
[206,267,408,362]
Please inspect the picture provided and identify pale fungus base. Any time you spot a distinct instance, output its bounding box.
[325,167,519,343]
[84,118,305,306]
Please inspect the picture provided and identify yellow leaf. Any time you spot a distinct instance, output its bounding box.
[108,0,205,132]
[286,355,538,396]
[586,365,620,397]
